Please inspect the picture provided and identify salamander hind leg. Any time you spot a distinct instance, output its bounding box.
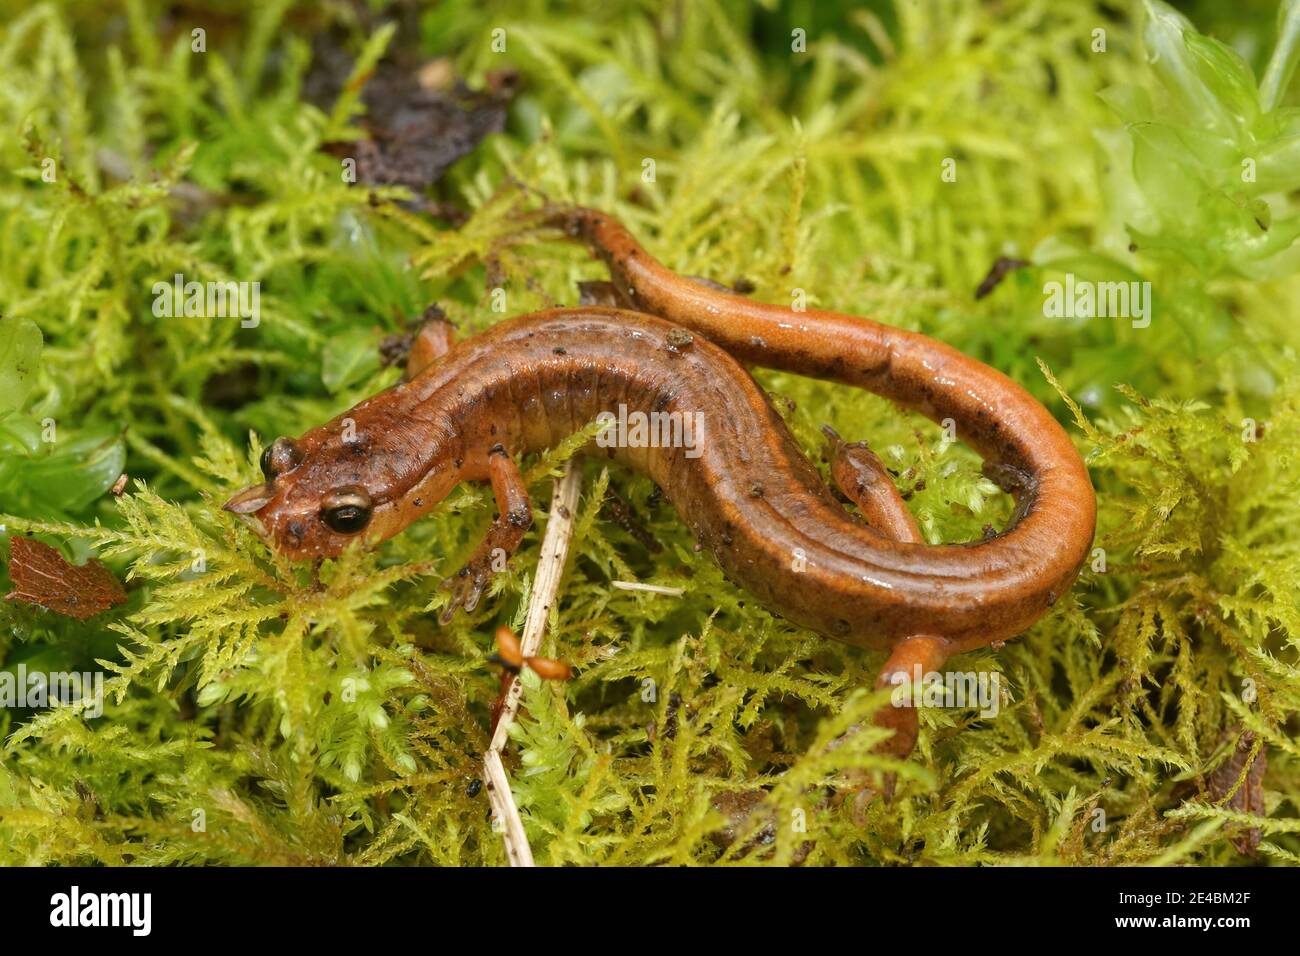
[822,424,921,541]
[821,424,955,807]
[438,445,533,624]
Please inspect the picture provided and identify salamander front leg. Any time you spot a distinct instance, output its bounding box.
[438,446,533,624]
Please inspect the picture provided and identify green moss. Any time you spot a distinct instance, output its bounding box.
[0,0,1297,866]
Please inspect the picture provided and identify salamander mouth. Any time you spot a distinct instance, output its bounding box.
[232,511,269,540]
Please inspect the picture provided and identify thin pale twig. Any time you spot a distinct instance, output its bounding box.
[611,580,685,596]
[485,459,584,866]
[484,749,534,867]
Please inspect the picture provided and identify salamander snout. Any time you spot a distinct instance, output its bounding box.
[219,436,304,520]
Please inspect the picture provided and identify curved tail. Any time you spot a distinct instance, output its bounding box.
[551,206,1096,653]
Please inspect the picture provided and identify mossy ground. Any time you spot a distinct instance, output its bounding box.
[0,0,1297,866]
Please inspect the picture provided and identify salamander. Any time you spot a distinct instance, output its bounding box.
[224,206,1096,757]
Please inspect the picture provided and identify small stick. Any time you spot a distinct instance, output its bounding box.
[485,459,584,865]
[484,749,534,867]
[611,580,685,597]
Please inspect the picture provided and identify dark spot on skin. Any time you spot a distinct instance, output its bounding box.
[454,457,464,469]
[1047,590,1057,606]
[748,483,764,498]
[553,346,567,355]
[834,619,851,636]
[414,497,424,507]
[287,520,305,546]
[507,508,532,529]
[488,443,506,457]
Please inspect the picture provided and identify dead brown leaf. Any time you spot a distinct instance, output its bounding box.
[5,536,127,620]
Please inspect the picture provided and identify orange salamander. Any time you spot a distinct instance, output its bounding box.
[224,206,1096,757]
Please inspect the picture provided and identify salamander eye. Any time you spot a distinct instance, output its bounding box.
[261,437,303,481]
[321,487,372,535]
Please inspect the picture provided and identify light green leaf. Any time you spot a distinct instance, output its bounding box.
[18,428,127,513]
[1255,133,1300,191]
[321,327,381,392]
[1142,0,1234,134]
[1261,0,1300,111]
[0,316,43,419]
[1183,32,1258,129]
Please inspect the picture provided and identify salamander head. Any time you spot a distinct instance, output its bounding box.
[223,412,452,560]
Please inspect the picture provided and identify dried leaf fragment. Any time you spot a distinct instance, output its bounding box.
[309,37,518,191]
[5,536,127,620]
